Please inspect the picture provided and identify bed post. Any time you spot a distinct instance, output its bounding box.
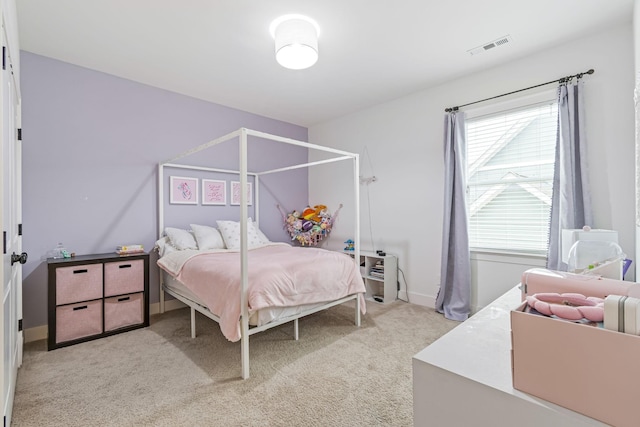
[158,162,166,314]
[254,175,260,225]
[239,128,251,379]
[191,308,196,338]
[354,154,361,326]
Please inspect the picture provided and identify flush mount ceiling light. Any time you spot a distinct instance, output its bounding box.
[269,14,320,70]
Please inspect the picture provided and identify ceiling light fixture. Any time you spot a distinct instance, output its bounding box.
[269,14,320,70]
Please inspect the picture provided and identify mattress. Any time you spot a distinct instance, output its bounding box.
[162,272,326,327]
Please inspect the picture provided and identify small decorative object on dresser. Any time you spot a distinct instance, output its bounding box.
[116,244,144,255]
[47,252,149,350]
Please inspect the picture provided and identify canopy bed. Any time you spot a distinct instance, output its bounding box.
[156,128,364,379]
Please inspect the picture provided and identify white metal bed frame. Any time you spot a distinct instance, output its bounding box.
[158,127,362,379]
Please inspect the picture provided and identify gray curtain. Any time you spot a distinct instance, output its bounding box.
[436,112,471,321]
[547,79,593,270]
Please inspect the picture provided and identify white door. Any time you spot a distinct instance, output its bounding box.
[0,18,23,426]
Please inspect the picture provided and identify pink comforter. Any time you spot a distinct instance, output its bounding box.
[157,243,366,341]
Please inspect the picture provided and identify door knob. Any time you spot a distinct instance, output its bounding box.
[10,252,27,265]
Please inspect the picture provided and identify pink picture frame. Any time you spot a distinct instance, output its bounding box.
[169,176,198,205]
[231,181,252,206]
[202,179,226,205]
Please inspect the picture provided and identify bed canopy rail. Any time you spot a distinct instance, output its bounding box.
[157,127,361,379]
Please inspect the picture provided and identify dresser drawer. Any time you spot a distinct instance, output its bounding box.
[56,300,103,343]
[104,292,144,332]
[56,264,103,305]
[104,260,144,297]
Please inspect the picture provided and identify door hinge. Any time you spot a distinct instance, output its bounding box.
[2,46,5,71]
[18,224,22,236]
[17,128,21,141]
[18,319,22,332]
[2,232,5,254]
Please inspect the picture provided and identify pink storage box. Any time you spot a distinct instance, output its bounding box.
[56,300,103,343]
[104,292,144,332]
[104,259,144,297]
[511,303,640,427]
[56,263,103,305]
[520,268,637,300]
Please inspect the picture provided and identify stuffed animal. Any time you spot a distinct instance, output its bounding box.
[312,204,327,222]
[302,206,316,220]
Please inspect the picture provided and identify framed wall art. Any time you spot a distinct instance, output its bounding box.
[230,181,252,206]
[202,179,227,205]
[169,176,198,205]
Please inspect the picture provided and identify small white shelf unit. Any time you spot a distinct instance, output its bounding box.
[346,251,398,303]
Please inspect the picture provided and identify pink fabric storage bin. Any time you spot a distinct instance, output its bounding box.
[56,299,103,343]
[511,302,640,427]
[104,260,144,297]
[56,263,103,305]
[104,292,144,332]
[520,268,634,300]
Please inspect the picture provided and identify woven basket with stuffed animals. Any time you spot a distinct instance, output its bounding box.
[279,204,342,246]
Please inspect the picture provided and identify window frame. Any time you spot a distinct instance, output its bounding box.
[464,88,557,256]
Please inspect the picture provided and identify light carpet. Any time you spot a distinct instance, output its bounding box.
[12,300,458,427]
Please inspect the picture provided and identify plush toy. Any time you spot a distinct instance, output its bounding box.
[302,206,316,220]
[312,204,327,222]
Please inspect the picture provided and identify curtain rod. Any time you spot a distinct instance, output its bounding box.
[444,68,594,112]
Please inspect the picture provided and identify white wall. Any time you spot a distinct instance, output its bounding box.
[310,24,635,311]
[634,0,640,281]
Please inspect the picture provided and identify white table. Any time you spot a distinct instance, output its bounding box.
[412,286,606,426]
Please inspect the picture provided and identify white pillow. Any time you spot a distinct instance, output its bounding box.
[155,236,179,257]
[251,220,270,244]
[154,236,169,256]
[216,220,264,250]
[164,227,198,250]
[190,224,226,250]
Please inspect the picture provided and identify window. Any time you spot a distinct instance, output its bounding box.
[466,100,558,254]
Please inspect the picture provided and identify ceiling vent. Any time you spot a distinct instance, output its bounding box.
[467,35,513,56]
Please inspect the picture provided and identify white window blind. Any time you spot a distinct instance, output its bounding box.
[466,101,558,254]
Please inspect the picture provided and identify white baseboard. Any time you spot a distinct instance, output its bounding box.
[149,299,187,315]
[24,325,48,344]
[24,299,188,344]
[406,291,436,308]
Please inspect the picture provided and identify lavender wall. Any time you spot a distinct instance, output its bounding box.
[20,52,309,329]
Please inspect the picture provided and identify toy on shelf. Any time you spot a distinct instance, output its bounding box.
[278,204,342,246]
[344,239,355,251]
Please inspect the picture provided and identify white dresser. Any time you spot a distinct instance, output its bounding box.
[412,286,606,426]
